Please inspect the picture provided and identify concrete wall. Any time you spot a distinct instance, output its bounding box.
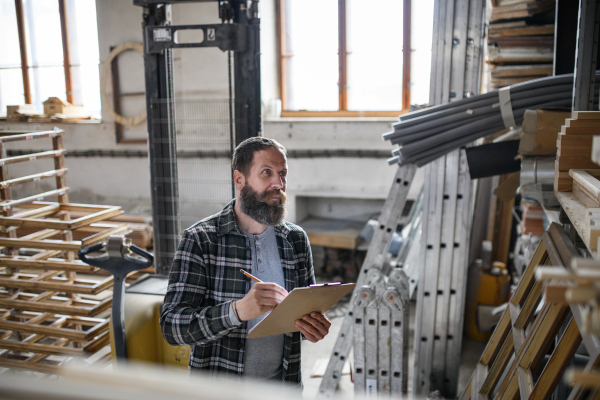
[0,0,421,226]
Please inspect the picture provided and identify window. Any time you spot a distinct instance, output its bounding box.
[0,0,100,116]
[277,0,433,117]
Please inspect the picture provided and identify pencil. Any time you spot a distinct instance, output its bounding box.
[240,269,262,283]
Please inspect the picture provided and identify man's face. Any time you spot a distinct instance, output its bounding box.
[237,147,289,226]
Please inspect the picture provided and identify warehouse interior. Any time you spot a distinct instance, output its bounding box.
[0,0,600,399]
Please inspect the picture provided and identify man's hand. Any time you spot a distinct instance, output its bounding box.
[295,312,331,343]
[235,282,288,321]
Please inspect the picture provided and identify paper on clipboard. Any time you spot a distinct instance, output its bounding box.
[246,282,355,338]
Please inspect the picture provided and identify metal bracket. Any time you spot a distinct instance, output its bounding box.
[145,23,248,53]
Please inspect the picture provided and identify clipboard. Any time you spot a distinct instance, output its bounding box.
[246,282,355,338]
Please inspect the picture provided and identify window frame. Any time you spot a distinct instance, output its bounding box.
[14,0,74,107]
[276,0,412,117]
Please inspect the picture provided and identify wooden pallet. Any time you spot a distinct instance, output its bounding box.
[461,224,600,400]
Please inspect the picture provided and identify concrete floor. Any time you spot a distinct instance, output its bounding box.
[301,300,487,399]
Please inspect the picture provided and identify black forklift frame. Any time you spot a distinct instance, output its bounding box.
[133,0,261,275]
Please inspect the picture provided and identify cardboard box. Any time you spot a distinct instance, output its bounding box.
[519,108,571,156]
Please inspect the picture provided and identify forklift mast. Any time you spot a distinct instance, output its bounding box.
[133,0,261,275]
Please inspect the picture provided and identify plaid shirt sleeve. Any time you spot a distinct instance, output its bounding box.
[160,229,241,346]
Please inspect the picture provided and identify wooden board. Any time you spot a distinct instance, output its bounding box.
[488,24,555,38]
[556,192,599,257]
[561,125,600,135]
[0,291,112,317]
[555,156,600,171]
[572,111,600,120]
[570,170,600,204]
[0,311,108,341]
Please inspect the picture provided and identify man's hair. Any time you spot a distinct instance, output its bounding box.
[232,137,287,176]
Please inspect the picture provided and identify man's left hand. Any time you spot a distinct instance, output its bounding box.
[295,312,331,343]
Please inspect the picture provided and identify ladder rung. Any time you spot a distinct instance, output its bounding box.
[0,130,63,144]
[0,188,70,211]
[0,169,68,189]
[0,150,66,166]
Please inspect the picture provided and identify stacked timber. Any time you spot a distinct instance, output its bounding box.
[520,200,544,236]
[0,128,131,374]
[487,0,555,89]
[554,112,600,192]
[554,111,600,255]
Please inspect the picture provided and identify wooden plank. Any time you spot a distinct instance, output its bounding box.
[0,169,68,189]
[0,150,66,166]
[572,111,600,120]
[0,237,82,251]
[556,156,599,171]
[481,310,512,365]
[572,181,600,208]
[0,130,63,143]
[567,119,600,128]
[562,125,600,135]
[0,314,108,341]
[0,274,113,295]
[480,334,514,396]
[555,169,573,192]
[0,293,112,317]
[0,188,70,211]
[547,223,579,267]
[570,170,600,203]
[488,25,555,38]
[0,257,97,273]
[556,192,597,258]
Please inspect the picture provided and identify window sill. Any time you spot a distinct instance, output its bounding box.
[0,118,102,124]
[279,110,406,118]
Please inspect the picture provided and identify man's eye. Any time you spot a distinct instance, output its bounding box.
[263,169,270,174]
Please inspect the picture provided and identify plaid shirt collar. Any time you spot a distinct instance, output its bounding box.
[216,199,291,238]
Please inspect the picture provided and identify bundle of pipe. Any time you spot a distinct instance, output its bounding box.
[384,73,600,167]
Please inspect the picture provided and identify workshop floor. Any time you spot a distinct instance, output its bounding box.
[301,300,487,399]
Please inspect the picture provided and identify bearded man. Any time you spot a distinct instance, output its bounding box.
[160,137,330,386]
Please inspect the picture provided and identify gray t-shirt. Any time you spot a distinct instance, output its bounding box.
[229,225,285,380]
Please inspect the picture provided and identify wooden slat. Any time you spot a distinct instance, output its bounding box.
[0,257,97,272]
[0,314,107,341]
[0,293,111,317]
[0,169,68,189]
[0,237,81,251]
[0,149,66,166]
[571,170,600,204]
[556,156,599,171]
[0,188,70,211]
[530,316,582,400]
[572,111,600,120]
[0,130,63,143]
[480,333,514,395]
[0,274,113,295]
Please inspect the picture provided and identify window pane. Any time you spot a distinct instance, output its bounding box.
[0,0,23,67]
[284,0,338,111]
[70,0,100,114]
[346,0,403,111]
[29,66,66,111]
[0,69,25,115]
[24,0,64,66]
[411,0,434,105]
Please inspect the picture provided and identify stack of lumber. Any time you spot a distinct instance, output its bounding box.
[553,111,600,257]
[520,200,544,236]
[0,128,132,374]
[554,111,600,192]
[488,1,555,88]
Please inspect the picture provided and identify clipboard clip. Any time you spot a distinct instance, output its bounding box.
[310,282,341,287]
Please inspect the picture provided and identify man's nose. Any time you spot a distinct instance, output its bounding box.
[272,175,284,189]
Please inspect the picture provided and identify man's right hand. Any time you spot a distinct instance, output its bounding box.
[234,282,288,322]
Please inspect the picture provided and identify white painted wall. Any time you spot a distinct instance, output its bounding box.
[0,0,423,226]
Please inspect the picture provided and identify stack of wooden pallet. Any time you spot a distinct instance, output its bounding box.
[0,129,131,374]
[520,200,544,236]
[488,0,555,88]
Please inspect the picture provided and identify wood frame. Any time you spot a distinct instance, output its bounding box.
[0,290,112,317]
[460,224,600,400]
[276,0,411,116]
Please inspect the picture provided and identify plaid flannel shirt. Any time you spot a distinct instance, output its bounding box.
[160,199,315,384]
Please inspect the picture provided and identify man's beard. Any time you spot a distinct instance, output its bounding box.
[238,184,288,226]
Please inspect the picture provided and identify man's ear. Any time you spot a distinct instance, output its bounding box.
[233,170,245,191]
